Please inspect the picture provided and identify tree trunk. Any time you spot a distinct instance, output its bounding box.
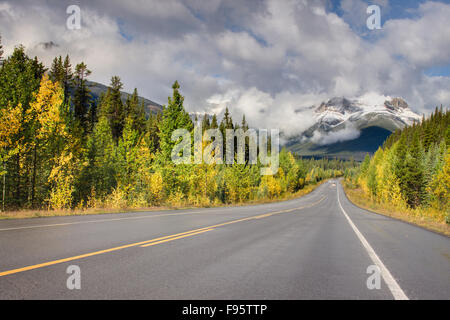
[15,152,20,207]
[31,143,37,207]
[2,161,5,212]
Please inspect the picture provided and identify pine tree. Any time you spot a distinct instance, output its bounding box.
[402,132,425,208]
[0,46,45,207]
[158,81,193,161]
[201,113,211,132]
[0,34,3,63]
[211,114,218,129]
[73,62,92,131]
[62,55,73,103]
[86,116,117,198]
[104,76,125,142]
[117,117,140,192]
[220,107,234,161]
[49,56,64,84]
[125,88,146,133]
[145,112,161,153]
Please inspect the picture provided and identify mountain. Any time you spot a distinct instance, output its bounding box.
[68,80,163,116]
[86,81,163,115]
[285,96,422,160]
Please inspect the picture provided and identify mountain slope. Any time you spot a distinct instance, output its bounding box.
[68,80,163,116]
[87,81,163,115]
[286,96,422,160]
[286,126,392,160]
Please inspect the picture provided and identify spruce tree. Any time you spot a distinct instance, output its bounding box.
[201,113,211,132]
[220,107,234,160]
[105,76,125,142]
[158,81,193,162]
[402,132,425,208]
[211,114,218,129]
[62,55,73,103]
[146,112,161,153]
[73,62,92,131]
[125,88,146,133]
[0,34,3,63]
[49,56,64,84]
[0,46,45,207]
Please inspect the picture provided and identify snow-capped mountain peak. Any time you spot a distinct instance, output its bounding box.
[285,94,422,160]
[314,95,421,133]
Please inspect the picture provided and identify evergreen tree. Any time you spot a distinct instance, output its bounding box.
[125,88,146,133]
[145,112,161,153]
[86,116,117,198]
[201,113,211,132]
[402,132,425,208]
[62,55,73,103]
[158,81,193,161]
[116,117,142,197]
[220,107,234,161]
[211,114,218,129]
[0,46,45,207]
[104,76,125,142]
[73,62,92,131]
[49,56,64,84]
[0,34,3,64]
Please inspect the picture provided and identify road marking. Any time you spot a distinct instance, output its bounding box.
[0,211,206,231]
[0,227,217,277]
[336,184,409,300]
[0,196,326,277]
[140,229,214,247]
[0,195,325,232]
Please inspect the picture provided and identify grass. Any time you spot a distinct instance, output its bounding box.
[342,183,450,237]
[0,180,328,220]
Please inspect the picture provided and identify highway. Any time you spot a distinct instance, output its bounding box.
[0,180,448,299]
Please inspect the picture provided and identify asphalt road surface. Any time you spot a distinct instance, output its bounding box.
[0,180,448,299]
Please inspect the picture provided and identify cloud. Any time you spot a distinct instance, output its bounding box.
[381,1,450,68]
[0,0,449,138]
[311,123,361,145]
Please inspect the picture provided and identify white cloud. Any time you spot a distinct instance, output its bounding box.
[311,123,361,145]
[0,0,449,139]
[381,1,450,68]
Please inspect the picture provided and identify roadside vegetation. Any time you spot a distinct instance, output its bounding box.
[0,40,355,218]
[343,107,450,235]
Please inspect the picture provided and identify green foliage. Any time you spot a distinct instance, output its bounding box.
[355,107,449,222]
[0,35,3,62]
[0,42,356,212]
[158,81,193,161]
[73,62,92,132]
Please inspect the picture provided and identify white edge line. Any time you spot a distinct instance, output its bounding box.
[337,183,409,300]
[0,211,204,231]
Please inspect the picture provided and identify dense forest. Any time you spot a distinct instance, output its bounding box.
[345,107,450,224]
[0,41,352,212]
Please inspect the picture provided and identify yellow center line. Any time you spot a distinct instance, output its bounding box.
[140,229,214,247]
[0,196,326,278]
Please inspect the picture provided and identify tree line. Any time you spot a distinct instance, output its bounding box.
[0,40,350,211]
[345,107,449,223]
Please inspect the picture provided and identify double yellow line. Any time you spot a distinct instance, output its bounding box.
[0,196,325,277]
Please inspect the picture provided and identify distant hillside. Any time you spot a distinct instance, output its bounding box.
[69,80,163,116]
[286,126,392,161]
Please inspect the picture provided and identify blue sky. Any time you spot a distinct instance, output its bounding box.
[327,0,450,77]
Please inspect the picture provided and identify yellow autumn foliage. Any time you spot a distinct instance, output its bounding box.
[149,171,164,205]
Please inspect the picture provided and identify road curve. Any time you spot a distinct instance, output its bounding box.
[0,180,448,299]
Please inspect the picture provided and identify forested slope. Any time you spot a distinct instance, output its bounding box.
[345,107,450,225]
[0,42,354,213]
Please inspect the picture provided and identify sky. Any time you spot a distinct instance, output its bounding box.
[1,0,450,136]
